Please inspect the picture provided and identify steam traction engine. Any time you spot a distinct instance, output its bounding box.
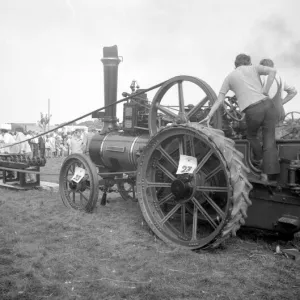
[59,46,300,250]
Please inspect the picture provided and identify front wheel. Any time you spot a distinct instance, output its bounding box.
[59,154,99,212]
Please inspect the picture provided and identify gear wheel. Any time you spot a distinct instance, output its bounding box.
[137,123,253,249]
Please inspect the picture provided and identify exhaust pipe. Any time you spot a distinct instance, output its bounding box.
[101,45,121,133]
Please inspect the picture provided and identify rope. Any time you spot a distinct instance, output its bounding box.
[0,80,167,150]
[0,166,58,175]
[0,167,138,176]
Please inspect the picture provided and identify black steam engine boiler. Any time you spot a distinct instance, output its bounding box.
[59,45,300,250]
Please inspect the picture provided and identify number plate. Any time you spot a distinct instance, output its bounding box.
[176,155,197,174]
[71,167,86,183]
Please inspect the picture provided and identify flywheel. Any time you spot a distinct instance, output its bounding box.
[136,123,252,249]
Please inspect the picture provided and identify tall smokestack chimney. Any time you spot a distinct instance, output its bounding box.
[101,45,121,133]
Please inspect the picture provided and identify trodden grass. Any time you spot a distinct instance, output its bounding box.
[0,157,299,299]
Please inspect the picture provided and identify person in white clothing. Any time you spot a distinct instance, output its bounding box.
[15,127,35,182]
[0,134,4,154]
[16,128,32,154]
[1,129,19,178]
[0,129,18,154]
[26,131,33,153]
[48,133,56,158]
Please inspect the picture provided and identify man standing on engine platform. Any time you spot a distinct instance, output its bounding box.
[260,58,297,123]
[201,53,279,181]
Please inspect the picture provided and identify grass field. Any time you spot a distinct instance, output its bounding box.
[0,157,300,299]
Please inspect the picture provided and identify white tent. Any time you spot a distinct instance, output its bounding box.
[0,123,12,130]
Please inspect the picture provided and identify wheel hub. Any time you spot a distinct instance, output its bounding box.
[171,177,193,200]
[69,179,87,192]
[69,180,77,190]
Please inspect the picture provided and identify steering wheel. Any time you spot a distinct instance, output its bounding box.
[223,95,245,122]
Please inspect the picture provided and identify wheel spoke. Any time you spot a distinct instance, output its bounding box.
[205,164,222,181]
[146,181,172,188]
[195,149,213,173]
[69,164,75,175]
[187,96,209,119]
[189,136,195,157]
[67,178,73,184]
[156,103,178,120]
[156,162,176,181]
[196,186,228,192]
[181,203,186,235]
[157,146,178,170]
[191,203,198,241]
[178,137,184,155]
[158,192,174,205]
[192,197,217,229]
[78,191,89,203]
[178,81,185,115]
[161,203,181,225]
[224,101,231,108]
[200,192,225,220]
[236,111,243,118]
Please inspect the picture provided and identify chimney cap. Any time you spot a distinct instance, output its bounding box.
[103,45,118,58]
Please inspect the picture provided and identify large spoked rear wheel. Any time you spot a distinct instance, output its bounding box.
[137,123,252,250]
[59,154,99,212]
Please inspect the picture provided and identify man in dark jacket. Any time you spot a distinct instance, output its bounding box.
[38,135,46,158]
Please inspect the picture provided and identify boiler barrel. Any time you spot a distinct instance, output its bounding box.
[89,132,149,171]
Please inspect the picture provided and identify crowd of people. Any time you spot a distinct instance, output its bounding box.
[0,126,98,183]
[0,126,98,158]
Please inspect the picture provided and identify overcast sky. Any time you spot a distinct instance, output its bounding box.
[1,0,300,125]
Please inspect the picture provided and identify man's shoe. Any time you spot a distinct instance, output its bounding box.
[260,173,268,182]
[260,173,277,184]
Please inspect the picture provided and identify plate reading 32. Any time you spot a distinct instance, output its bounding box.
[176,155,197,174]
[71,167,86,183]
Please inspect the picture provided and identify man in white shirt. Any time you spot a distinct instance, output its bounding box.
[66,134,72,155]
[70,130,85,154]
[26,131,33,154]
[260,58,297,123]
[83,127,96,155]
[0,129,18,154]
[48,133,56,158]
[1,129,19,179]
[16,128,32,154]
